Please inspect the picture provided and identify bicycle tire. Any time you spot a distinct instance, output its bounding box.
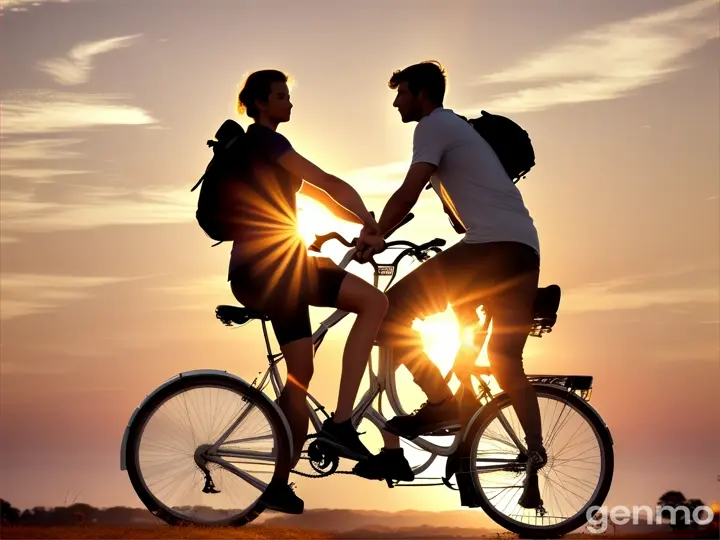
[124,373,293,527]
[456,384,614,539]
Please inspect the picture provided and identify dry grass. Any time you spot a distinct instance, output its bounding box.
[0,525,334,539]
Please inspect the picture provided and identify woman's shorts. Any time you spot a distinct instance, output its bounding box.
[229,253,348,346]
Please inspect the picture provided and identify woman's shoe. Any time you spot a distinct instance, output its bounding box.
[258,479,304,514]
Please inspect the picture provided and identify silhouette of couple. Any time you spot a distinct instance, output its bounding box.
[225,61,545,514]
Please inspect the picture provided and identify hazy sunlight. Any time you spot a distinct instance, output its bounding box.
[297,193,490,375]
[296,195,338,248]
[412,308,461,376]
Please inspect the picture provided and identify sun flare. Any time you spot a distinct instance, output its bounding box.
[296,193,488,373]
[296,194,340,248]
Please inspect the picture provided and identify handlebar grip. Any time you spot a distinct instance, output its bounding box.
[309,231,356,252]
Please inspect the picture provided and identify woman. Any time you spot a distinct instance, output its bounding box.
[228,69,388,514]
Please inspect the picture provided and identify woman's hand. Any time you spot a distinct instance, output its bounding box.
[355,225,385,263]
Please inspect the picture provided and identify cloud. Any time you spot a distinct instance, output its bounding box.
[37,34,142,85]
[2,90,157,134]
[473,0,718,114]
[1,168,92,182]
[563,265,720,313]
[2,138,85,161]
[0,185,194,235]
[341,161,409,196]
[0,273,127,320]
[0,0,91,15]
[1,138,93,183]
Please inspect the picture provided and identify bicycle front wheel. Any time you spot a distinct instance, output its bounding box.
[124,373,292,526]
[459,384,614,538]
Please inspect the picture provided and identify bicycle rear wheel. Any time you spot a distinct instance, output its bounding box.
[458,384,614,538]
[124,373,292,526]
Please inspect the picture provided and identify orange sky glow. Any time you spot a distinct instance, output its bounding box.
[1,0,718,518]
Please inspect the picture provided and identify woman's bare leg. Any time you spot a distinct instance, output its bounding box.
[278,337,314,469]
[332,274,388,422]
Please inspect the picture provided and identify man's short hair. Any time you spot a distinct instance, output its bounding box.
[388,60,446,105]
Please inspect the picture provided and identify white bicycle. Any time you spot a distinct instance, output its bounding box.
[120,213,614,538]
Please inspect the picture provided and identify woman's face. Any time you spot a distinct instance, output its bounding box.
[259,81,292,123]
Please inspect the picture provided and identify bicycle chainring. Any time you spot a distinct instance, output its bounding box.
[307,440,339,476]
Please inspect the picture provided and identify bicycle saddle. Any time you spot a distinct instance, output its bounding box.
[533,285,561,319]
[215,305,269,326]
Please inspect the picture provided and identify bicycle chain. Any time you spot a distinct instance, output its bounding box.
[290,460,452,487]
[290,467,357,478]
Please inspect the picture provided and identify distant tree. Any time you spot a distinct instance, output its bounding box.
[0,499,21,525]
[657,491,710,530]
[686,498,709,529]
[658,491,690,530]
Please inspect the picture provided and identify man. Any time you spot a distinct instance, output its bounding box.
[354,61,546,508]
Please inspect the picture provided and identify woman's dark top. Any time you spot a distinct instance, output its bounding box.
[227,123,304,279]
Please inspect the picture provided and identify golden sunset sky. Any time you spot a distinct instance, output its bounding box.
[1,0,718,515]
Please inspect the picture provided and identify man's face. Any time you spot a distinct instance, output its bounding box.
[258,81,293,123]
[392,81,422,123]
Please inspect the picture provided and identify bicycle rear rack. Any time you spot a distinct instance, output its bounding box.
[526,374,593,401]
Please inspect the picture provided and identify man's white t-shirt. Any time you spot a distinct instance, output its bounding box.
[411,107,540,256]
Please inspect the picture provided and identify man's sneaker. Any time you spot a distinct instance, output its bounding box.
[527,448,547,471]
[258,479,304,514]
[352,448,415,482]
[518,472,543,509]
[317,414,372,461]
[504,447,548,473]
[518,449,547,510]
[384,395,461,439]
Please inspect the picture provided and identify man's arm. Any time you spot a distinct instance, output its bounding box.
[376,114,448,235]
[377,162,437,236]
[297,181,364,224]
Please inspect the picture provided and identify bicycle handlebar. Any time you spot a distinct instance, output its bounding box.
[307,211,447,277]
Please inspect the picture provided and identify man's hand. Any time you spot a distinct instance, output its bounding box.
[355,225,385,263]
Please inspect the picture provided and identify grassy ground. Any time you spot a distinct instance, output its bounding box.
[1,525,717,539]
[0,525,334,539]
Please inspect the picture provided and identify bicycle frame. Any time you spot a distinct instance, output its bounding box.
[247,240,525,473]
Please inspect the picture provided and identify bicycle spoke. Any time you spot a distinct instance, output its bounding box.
[133,382,279,525]
[471,390,607,533]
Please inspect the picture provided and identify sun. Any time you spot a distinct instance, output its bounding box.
[412,308,461,376]
[296,193,488,375]
[296,194,353,251]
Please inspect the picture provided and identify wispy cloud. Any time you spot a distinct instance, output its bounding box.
[1,168,92,182]
[473,0,718,114]
[0,273,126,320]
[1,138,92,184]
[2,138,85,161]
[0,185,193,235]
[563,265,720,313]
[0,0,92,16]
[2,90,157,135]
[37,34,142,85]
[341,161,409,196]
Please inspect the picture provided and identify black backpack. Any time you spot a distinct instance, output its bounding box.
[460,110,536,183]
[191,119,250,244]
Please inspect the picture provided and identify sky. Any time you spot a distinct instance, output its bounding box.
[1,0,719,519]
